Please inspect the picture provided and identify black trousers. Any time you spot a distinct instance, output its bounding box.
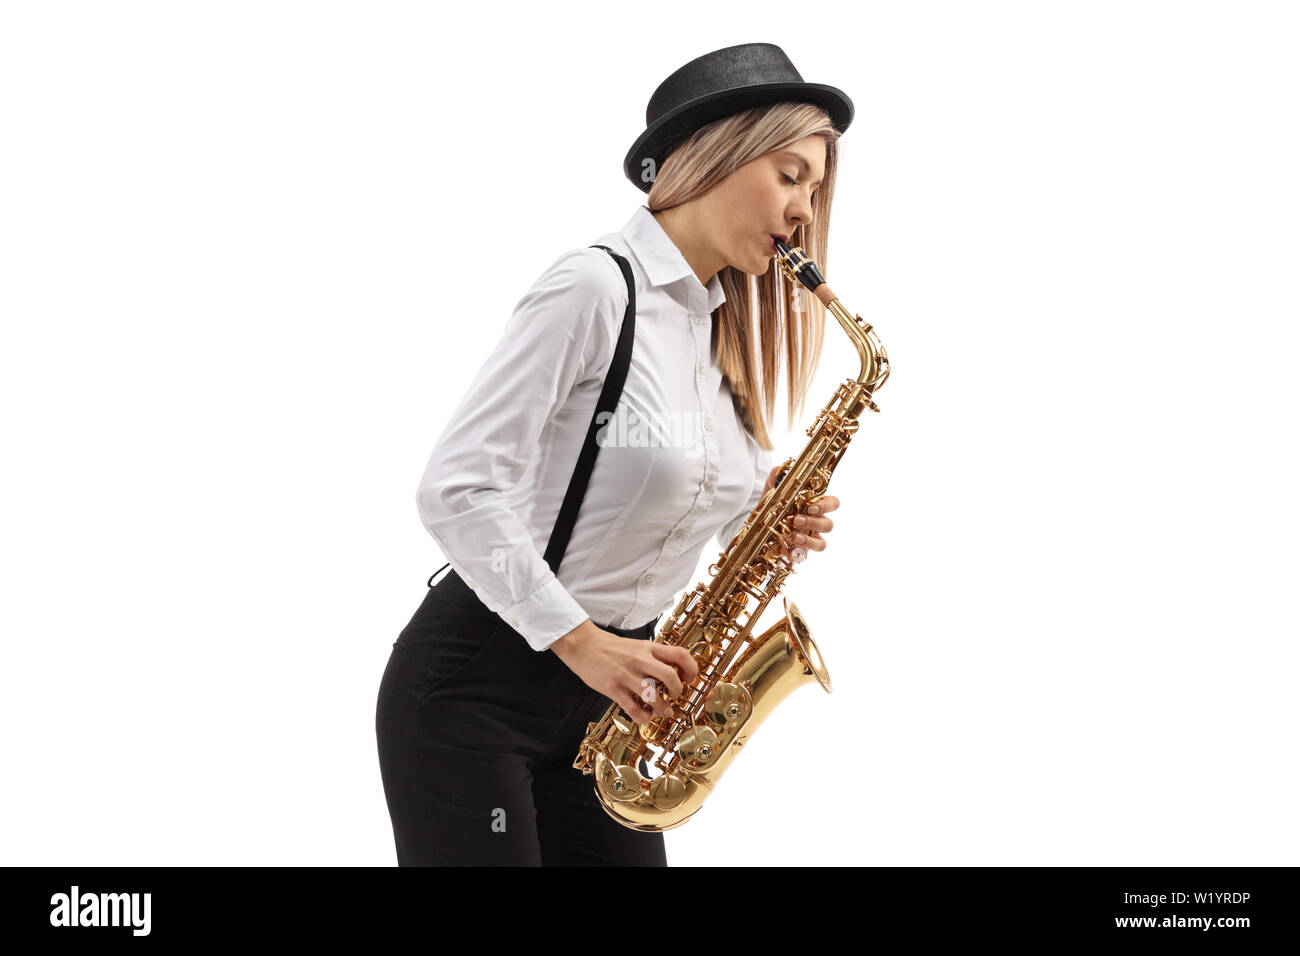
[375,570,666,866]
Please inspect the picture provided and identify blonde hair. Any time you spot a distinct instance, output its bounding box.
[647,102,840,451]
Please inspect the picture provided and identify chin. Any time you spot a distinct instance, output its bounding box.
[735,256,772,277]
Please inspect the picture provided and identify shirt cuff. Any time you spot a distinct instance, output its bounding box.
[496,576,591,652]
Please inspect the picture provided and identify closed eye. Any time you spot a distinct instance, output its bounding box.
[783,173,817,199]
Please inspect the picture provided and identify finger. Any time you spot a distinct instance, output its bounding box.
[675,644,701,685]
[806,495,839,515]
[788,527,828,551]
[792,514,833,534]
[616,691,655,726]
[637,675,675,720]
[651,644,698,687]
[631,675,675,720]
[800,533,827,552]
[654,693,675,720]
[644,654,684,699]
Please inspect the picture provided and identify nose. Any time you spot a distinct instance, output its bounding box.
[787,192,814,233]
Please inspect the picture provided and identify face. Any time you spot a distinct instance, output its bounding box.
[702,134,826,276]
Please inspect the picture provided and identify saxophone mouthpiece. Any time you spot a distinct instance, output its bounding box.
[773,238,826,294]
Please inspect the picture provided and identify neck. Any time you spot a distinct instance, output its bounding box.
[650,206,724,289]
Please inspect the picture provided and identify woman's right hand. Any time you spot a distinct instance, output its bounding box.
[550,619,699,725]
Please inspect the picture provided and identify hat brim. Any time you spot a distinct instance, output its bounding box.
[624,81,854,194]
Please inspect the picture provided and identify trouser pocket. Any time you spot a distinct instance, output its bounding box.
[410,620,504,701]
[397,590,503,702]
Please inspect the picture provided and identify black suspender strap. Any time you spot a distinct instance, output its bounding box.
[542,245,636,574]
[428,244,636,588]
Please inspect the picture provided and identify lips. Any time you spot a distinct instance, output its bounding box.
[768,233,788,253]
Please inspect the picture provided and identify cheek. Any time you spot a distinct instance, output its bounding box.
[722,173,771,215]
[739,179,775,212]
[714,175,776,254]
[716,200,757,246]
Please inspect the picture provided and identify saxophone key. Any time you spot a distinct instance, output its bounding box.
[649,773,688,810]
[593,752,642,802]
[687,640,713,668]
[675,724,721,770]
[703,681,752,727]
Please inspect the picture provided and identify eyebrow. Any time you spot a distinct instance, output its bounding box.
[780,151,823,187]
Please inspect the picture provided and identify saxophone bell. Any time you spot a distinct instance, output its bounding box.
[589,595,831,831]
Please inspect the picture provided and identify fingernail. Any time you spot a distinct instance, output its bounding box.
[793,548,807,562]
[807,505,820,514]
[796,533,806,544]
[794,516,806,527]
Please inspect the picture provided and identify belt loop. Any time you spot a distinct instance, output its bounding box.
[426,561,450,589]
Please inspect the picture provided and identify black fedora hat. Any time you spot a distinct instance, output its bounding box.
[624,42,854,193]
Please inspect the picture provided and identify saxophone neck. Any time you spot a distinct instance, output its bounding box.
[824,295,888,393]
[774,239,889,396]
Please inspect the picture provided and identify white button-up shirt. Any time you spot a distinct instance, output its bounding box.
[416,204,775,651]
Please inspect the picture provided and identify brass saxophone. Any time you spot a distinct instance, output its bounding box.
[572,238,889,831]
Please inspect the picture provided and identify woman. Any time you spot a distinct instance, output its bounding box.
[376,42,852,866]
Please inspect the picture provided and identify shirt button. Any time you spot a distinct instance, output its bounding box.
[703,418,713,432]
[702,480,715,493]
[693,315,704,326]
[642,572,657,584]
[674,528,687,539]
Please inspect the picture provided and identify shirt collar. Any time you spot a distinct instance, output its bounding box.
[620,205,727,314]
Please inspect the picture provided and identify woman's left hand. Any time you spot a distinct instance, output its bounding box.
[762,463,839,565]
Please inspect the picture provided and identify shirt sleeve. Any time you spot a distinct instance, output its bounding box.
[715,443,778,549]
[415,247,627,652]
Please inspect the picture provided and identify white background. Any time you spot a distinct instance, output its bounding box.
[2,1,1296,866]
